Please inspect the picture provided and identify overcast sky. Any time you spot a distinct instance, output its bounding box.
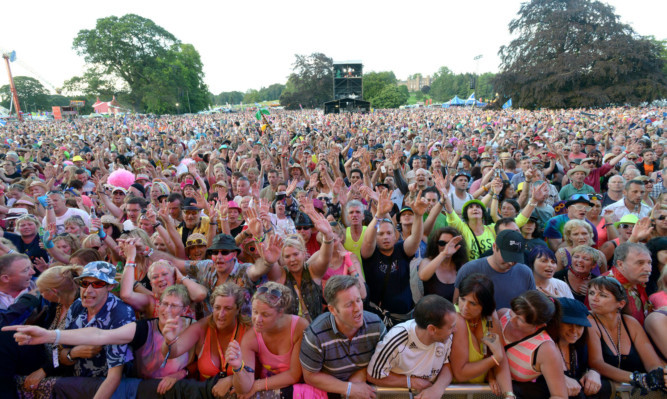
[1,0,665,95]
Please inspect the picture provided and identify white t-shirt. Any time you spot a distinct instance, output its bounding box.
[43,207,91,234]
[539,278,574,299]
[368,319,452,382]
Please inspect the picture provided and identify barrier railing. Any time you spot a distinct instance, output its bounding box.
[373,383,641,399]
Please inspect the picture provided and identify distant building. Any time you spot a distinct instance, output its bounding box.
[398,75,432,92]
[92,96,128,115]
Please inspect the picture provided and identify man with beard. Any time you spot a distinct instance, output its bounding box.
[602,180,652,222]
[300,275,385,399]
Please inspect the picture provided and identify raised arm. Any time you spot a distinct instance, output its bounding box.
[3,323,137,346]
[403,190,426,257]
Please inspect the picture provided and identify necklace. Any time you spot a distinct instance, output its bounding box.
[594,313,622,368]
[568,267,591,281]
[558,342,577,374]
[469,318,480,328]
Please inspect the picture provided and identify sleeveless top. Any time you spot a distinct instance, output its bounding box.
[500,309,553,382]
[321,252,354,292]
[255,315,300,378]
[344,226,367,265]
[454,318,489,383]
[150,293,196,319]
[592,315,644,373]
[423,272,456,303]
[134,318,193,379]
[285,266,323,321]
[197,321,247,380]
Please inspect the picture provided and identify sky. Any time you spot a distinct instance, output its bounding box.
[1,0,666,95]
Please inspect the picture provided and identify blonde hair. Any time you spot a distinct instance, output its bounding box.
[209,282,251,326]
[563,219,594,247]
[148,260,175,280]
[571,245,605,271]
[81,234,102,249]
[16,214,41,230]
[53,234,81,253]
[36,265,83,297]
[252,281,293,313]
[281,235,306,261]
[657,265,667,292]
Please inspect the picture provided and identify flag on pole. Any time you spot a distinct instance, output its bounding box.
[0,119,6,127]
[502,99,512,109]
[255,108,270,121]
[467,93,475,101]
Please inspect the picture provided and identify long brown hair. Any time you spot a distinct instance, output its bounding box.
[511,290,561,340]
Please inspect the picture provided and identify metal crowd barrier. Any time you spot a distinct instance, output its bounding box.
[373,383,658,399]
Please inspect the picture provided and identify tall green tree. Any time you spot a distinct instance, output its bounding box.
[371,85,409,109]
[216,91,244,105]
[0,76,50,112]
[280,53,333,109]
[494,0,667,109]
[72,14,209,113]
[362,71,397,101]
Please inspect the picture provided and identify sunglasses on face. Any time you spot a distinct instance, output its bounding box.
[618,224,634,229]
[295,226,312,231]
[77,280,108,289]
[656,215,667,221]
[211,250,234,256]
[437,240,449,247]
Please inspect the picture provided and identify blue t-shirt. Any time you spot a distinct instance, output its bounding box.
[362,241,414,315]
[454,257,536,310]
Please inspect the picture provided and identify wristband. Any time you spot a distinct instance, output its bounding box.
[54,329,61,345]
[346,382,352,398]
[232,360,245,373]
[146,248,154,258]
[125,262,136,268]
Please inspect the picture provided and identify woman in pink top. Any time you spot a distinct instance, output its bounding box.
[229,282,308,398]
[499,290,567,399]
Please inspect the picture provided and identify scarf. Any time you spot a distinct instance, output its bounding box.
[607,267,650,325]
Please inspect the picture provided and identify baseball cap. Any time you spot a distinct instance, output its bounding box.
[495,230,525,264]
[558,297,591,327]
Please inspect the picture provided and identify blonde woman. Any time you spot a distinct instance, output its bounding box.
[556,219,606,275]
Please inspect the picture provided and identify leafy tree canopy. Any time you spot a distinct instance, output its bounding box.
[280,53,333,109]
[493,0,667,109]
[363,71,397,102]
[371,85,409,109]
[0,76,50,111]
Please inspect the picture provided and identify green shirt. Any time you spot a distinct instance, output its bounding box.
[558,183,596,201]
[445,212,495,260]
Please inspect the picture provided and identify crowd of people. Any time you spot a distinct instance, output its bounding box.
[0,105,665,399]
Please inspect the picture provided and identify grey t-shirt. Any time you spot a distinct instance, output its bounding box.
[454,257,536,310]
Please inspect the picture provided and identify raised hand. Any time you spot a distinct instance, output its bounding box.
[286,179,298,196]
[442,236,462,258]
[243,207,263,238]
[310,211,335,240]
[161,317,180,343]
[262,234,284,264]
[223,339,243,369]
[308,173,319,189]
[410,190,429,216]
[375,189,394,217]
[118,239,137,261]
[532,181,549,203]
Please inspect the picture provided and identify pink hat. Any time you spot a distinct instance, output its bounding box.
[227,201,241,211]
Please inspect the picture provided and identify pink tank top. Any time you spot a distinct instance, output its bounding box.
[255,315,299,378]
[500,309,553,382]
[321,252,354,291]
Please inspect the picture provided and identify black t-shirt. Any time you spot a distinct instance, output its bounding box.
[362,241,414,315]
[4,232,49,273]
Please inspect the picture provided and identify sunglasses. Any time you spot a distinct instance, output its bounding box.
[656,215,667,221]
[295,226,312,231]
[210,249,234,256]
[187,238,206,246]
[571,204,592,212]
[618,224,634,229]
[77,280,109,289]
[257,286,282,304]
[437,240,449,247]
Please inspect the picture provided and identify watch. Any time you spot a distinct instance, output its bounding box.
[66,349,75,362]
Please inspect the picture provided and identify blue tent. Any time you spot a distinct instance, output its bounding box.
[449,96,465,105]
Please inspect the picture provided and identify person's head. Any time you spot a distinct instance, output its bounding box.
[158,285,191,322]
[267,170,279,187]
[457,273,496,320]
[415,168,429,188]
[53,233,80,255]
[588,276,628,315]
[325,275,364,332]
[206,234,241,274]
[623,180,645,207]
[376,218,398,252]
[557,297,591,346]
[570,245,602,276]
[185,233,207,261]
[36,265,83,303]
[461,199,486,223]
[641,149,656,163]
[236,176,250,196]
[423,187,440,212]
[563,219,594,247]
[413,295,457,344]
[608,175,625,192]
[69,248,102,266]
[510,290,561,339]
[425,227,468,268]
[349,169,363,185]
[147,260,176,296]
[64,215,86,237]
[167,193,184,220]
[125,196,146,223]
[47,191,67,214]
[453,174,470,191]
[399,207,414,226]
[210,282,249,331]
[111,187,127,206]
[75,261,118,315]
[526,246,557,281]
[0,253,35,293]
[281,235,307,274]
[613,242,652,285]
[500,199,520,219]
[15,214,40,238]
[566,196,592,220]
[491,230,526,272]
[251,282,293,332]
[345,200,364,227]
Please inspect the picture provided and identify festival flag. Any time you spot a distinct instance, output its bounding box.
[0,119,6,127]
[502,99,512,109]
[467,93,475,101]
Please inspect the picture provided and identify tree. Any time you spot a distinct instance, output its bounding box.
[216,91,244,105]
[73,14,209,113]
[362,71,397,101]
[279,53,333,109]
[0,76,50,112]
[494,0,667,109]
[371,85,409,109]
[420,85,430,94]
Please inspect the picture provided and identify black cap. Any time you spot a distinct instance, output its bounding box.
[558,297,591,327]
[495,230,525,264]
[182,197,200,210]
[293,212,313,227]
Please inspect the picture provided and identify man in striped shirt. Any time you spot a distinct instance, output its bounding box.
[367,295,456,397]
[300,275,386,399]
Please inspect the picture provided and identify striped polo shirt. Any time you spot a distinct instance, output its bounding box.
[300,311,386,380]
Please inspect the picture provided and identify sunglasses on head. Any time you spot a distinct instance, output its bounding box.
[257,286,282,304]
[77,280,108,289]
[188,238,206,246]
